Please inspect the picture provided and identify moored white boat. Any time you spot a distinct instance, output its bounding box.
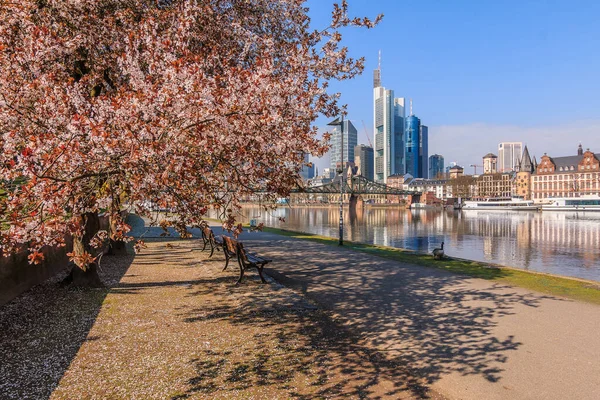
[462,197,539,211]
[541,195,600,212]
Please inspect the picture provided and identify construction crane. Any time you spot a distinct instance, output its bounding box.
[361,120,373,148]
[470,164,483,175]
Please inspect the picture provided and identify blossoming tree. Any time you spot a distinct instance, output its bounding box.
[0,0,380,285]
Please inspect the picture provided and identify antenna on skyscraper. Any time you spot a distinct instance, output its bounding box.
[410,99,413,116]
[373,50,382,88]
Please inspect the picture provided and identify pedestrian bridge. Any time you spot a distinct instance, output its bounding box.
[294,175,417,196]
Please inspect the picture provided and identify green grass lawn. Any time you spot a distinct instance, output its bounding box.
[258,226,600,305]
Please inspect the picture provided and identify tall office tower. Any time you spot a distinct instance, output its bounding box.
[299,152,314,181]
[373,67,381,88]
[498,142,523,172]
[419,125,429,178]
[404,113,421,177]
[429,154,444,179]
[373,58,406,183]
[329,120,358,172]
[354,144,374,180]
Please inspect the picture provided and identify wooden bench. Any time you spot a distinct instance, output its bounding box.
[221,234,238,272]
[200,224,222,258]
[222,236,272,284]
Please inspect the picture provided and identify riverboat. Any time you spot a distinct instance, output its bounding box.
[541,195,600,212]
[462,197,539,211]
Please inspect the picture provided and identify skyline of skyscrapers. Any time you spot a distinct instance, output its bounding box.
[310,55,437,182]
[373,62,406,183]
[306,59,544,182]
[329,120,358,172]
[403,107,429,179]
[373,57,429,181]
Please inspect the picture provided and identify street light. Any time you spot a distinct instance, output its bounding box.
[328,115,344,246]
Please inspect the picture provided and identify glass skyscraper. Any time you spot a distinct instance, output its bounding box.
[329,120,358,172]
[404,115,420,177]
[419,125,429,178]
[373,67,405,183]
[299,152,314,181]
[429,154,444,179]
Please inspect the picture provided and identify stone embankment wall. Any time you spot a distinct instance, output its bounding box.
[0,238,74,306]
[0,216,111,307]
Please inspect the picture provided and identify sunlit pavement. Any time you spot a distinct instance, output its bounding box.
[234,227,600,400]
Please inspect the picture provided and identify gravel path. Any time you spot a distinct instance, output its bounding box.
[1,235,441,399]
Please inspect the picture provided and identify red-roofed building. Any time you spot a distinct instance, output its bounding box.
[531,144,600,201]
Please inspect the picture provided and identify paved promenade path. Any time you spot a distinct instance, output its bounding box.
[236,228,600,400]
[4,216,443,399]
[5,215,596,399]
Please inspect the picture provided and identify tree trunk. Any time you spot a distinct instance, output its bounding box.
[108,213,127,255]
[108,238,127,255]
[71,261,104,288]
[64,212,105,288]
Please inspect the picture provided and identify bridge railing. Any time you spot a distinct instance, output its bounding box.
[294,176,417,196]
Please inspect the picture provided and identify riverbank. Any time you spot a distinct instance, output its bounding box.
[237,205,600,282]
[3,222,599,399]
[258,226,600,305]
[128,213,600,304]
[240,202,408,208]
[1,239,438,399]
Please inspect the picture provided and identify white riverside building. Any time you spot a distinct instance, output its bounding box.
[387,174,452,200]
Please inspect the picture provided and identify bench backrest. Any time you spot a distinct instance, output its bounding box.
[222,235,238,255]
[202,226,214,241]
[236,242,249,263]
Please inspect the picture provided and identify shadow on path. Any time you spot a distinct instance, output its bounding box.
[126,213,202,238]
[177,283,439,399]
[206,236,558,397]
[0,252,135,400]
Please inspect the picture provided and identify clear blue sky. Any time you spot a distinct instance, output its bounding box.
[307,0,600,171]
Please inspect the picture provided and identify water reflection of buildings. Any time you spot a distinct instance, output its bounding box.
[459,211,524,262]
[239,205,600,280]
[536,213,600,251]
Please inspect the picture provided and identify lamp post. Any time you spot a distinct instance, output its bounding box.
[328,115,344,246]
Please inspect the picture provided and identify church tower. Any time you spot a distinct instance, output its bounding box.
[514,146,534,200]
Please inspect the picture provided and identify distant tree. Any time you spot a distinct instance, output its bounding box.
[448,176,477,199]
[0,0,381,283]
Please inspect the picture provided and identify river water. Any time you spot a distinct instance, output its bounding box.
[238,205,600,282]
